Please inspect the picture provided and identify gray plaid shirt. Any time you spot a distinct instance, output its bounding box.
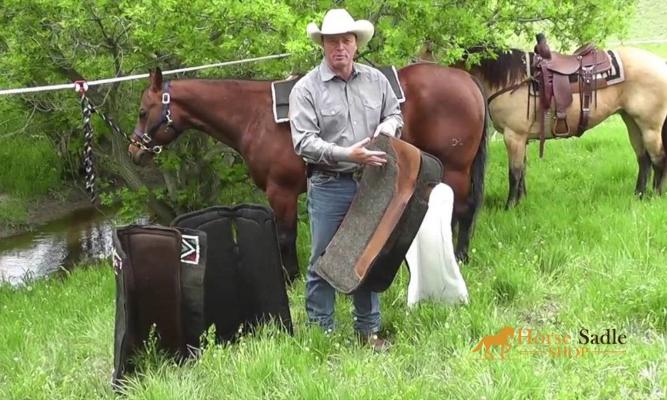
[289,60,403,172]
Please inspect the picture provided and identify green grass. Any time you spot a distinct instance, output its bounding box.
[627,0,667,41]
[612,0,667,58]
[2,119,666,399]
[0,135,62,198]
[631,43,667,59]
[0,195,28,227]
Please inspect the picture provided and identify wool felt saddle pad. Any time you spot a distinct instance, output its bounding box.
[313,134,442,294]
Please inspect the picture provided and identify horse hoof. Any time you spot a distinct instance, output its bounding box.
[456,252,469,265]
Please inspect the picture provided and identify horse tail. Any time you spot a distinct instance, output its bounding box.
[469,75,489,221]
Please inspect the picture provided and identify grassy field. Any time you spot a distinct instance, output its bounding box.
[2,118,666,399]
[616,0,667,58]
[0,135,63,228]
[627,0,667,42]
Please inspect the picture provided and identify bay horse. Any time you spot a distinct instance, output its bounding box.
[463,46,667,208]
[128,63,488,281]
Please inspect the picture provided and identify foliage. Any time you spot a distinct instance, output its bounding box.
[0,135,62,197]
[0,196,29,227]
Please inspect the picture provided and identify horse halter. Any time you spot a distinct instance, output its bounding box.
[132,81,175,154]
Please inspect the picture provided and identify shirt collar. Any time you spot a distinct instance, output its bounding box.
[319,59,359,82]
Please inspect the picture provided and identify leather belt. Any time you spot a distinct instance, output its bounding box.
[307,164,361,180]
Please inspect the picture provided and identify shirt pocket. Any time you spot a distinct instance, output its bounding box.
[320,105,346,134]
[362,97,382,126]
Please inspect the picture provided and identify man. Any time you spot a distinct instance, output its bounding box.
[289,8,403,350]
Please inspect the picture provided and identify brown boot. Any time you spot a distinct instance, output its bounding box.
[357,332,391,352]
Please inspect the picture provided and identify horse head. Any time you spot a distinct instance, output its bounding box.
[129,68,184,165]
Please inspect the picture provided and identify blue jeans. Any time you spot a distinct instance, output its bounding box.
[306,172,381,335]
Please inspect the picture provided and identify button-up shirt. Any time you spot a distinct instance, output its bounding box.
[289,60,404,172]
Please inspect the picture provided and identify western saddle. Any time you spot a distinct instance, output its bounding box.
[532,33,612,156]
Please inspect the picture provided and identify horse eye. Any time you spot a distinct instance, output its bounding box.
[139,110,147,119]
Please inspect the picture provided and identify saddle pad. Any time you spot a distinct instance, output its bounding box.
[313,134,442,294]
[271,76,300,123]
[178,228,208,352]
[111,225,188,388]
[271,65,406,123]
[405,183,469,307]
[605,50,625,86]
[171,204,293,341]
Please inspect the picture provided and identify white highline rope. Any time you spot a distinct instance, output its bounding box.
[0,53,291,96]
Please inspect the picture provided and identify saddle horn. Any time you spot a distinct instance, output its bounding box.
[534,33,552,60]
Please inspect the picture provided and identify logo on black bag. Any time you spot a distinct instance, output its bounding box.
[180,235,200,265]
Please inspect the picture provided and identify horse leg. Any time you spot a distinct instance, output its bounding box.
[619,112,651,197]
[518,153,528,200]
[444,171,472,263]
[266,185,300,282]
[503,129,528,208]
[632,114,666,196]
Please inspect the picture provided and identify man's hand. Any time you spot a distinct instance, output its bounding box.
[343,138,387,166]
[373,120,398,138]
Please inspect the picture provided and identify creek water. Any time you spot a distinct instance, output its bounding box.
[0,207,145,285]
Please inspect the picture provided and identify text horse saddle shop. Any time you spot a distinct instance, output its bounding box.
[313,134,443,294]
[111,204,292,388]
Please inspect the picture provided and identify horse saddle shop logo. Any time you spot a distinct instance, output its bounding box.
[471,326,627,360]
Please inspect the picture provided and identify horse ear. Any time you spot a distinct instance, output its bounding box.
[149,67,163,92]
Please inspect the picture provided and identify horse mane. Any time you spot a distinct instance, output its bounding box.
[465,47,528,90]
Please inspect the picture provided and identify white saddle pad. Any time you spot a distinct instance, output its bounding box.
[406,183,469,307]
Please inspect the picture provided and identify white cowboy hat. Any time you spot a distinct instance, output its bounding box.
[307,9,374,48]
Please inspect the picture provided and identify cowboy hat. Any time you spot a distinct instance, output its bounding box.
[306,9,374,48]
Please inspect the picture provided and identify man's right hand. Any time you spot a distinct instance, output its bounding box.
[343,138,387,166]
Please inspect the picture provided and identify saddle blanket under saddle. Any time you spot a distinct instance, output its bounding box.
[313,134,442,294]
[271,65,406,123]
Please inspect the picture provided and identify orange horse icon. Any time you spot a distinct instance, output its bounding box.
[472,326,515,360]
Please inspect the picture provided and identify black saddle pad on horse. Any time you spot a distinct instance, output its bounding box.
[171,204,293,341]
[111,225,207,388]
[313,134,442,294]
[271,66,406,123]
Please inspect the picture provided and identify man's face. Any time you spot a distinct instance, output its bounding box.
[322,33,357,71]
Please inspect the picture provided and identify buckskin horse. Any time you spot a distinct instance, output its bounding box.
[462,43,667,208]
[128,63,488,280]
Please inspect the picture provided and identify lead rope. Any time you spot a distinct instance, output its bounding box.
[75,81,97,204]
